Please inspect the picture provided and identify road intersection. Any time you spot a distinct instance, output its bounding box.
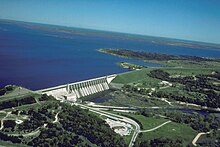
[77,103,171,147]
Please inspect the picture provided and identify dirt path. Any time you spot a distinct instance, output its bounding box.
[10,123,47,137]
[0,112,11,130]
[34,96,41,105]
[140,121,172,133]
[52,112,59,123]
[192,132,209,146]
[161,98,173,106]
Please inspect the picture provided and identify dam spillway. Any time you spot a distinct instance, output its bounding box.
[38,74,117,102]
[68,78,109,98]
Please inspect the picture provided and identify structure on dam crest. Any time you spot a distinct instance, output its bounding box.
[38,74,117,102]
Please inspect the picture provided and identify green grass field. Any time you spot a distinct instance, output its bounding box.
[138,121,197,146]
[112,68,162,89]
[112,68,151,84]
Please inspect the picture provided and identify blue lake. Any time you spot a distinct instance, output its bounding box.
[0,21,220,90]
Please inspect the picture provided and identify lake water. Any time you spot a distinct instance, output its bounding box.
[0,21,220,90]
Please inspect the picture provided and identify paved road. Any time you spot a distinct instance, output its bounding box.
[78,104,140,147]
[86,103,163,110]
[81,104,175,147]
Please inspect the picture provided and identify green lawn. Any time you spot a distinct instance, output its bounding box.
[112,68,152,84]
[111,68,162,89]
[139,121,197,146]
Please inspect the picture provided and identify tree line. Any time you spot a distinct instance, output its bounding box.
[101,48,215,62]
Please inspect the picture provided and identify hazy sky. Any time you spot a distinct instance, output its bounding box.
[0,0,220,44]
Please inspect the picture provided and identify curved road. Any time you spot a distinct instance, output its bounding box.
[78,104,140,147]
[78,103,172,147]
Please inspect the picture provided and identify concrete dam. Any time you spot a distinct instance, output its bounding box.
[38,74,117,102]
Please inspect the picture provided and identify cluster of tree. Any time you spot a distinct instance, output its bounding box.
[135,137,183,147]
[28,123,90,147]
[101,48,214,61]
[3,120,16,130]
[38,94,55,101]
[137,108,156,118]
[148,69,170,81]
[119,62,144,70]
[212,71,220,80]
[185,75,220,91]
[0,96,36,110]
[164,111,220,132]
[18,109,47,132]
[59,104,126,147]
[0,132,21,144]
[123,85,150,95]
[197,131,220,147]
[150,69,220,108]
[149,69,220,91]
[153,91,207,106]
[0,85,15,96]
[3,100,126,146]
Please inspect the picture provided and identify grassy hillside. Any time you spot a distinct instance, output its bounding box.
[136,121,197,146]
[112,68,152,84]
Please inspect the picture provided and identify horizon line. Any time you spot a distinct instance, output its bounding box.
[1,18,220,46]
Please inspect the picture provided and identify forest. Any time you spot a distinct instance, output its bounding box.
[0,98,125,146]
